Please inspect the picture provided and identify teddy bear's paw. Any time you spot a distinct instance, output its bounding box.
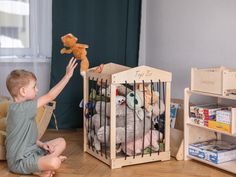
[116,143,122,153]
[80,71,86,77]
[97,126,110,143]
[93,64,104,73]
[135,108,144,120]
[60,48,66,54]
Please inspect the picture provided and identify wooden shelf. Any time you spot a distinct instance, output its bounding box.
[186,89,236,100]
[187,155,236,174]
[186,123,236,137]
[184,88,236,174]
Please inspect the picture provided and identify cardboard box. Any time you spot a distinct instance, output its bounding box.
[216,110,231,124]
[190,104,226,117]
[190,117,208,127]
[208,120,231,133]
[189,140,236,164]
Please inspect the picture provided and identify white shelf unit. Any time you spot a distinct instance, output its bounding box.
[184,88,236,174]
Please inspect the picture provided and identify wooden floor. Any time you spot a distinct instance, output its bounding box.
[0,129,235,177]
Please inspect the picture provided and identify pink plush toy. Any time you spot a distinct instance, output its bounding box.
[121,130,163,156]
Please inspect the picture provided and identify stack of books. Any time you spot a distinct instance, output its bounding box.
[190,104,227,127]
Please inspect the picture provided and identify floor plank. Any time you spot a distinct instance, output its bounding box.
[0,129,235,177]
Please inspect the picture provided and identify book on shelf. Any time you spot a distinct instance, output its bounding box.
[190,104,228,120]
[170,103,180,128]
[190,104,228,116]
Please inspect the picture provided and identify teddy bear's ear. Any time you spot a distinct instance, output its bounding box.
[61,33,76,40]
[68,33,78,41]
[63,33,73,38]
[126,91,143,109]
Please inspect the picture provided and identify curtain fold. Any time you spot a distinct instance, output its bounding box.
[51,0,141,128]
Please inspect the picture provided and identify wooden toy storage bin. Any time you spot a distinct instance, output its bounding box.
[83,63,172,169]
[191,67,236,96]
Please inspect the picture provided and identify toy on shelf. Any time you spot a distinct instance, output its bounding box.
[60,33,89,74]
[92,64,104,73]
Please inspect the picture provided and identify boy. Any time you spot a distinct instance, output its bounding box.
[5,57,78,177]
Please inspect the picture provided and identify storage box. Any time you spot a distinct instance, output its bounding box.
[189,140,236,164]
[191,67,236,95]
[190,117,208,127]
[208,120,231,133]
[216,110,231,124]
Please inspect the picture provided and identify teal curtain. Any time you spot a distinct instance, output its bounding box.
[50,0,141,128]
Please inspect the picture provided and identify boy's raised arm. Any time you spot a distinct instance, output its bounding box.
[37,57,78,108]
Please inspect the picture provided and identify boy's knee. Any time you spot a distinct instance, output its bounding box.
[58,137,66,150]
[49,157,61,170]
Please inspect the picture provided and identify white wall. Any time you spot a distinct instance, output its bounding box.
[139,0,236,98]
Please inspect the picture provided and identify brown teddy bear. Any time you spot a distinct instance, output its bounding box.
[60,33,89,73]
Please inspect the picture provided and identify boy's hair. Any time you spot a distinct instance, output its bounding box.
[6,69,37,97]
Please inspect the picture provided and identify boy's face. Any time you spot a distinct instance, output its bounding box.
[23,79,38,100]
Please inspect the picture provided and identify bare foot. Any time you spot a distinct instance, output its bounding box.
[59,155,67,162]
[33,170,54,177]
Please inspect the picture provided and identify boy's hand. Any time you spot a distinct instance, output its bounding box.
[42,143,55,154]
[66,57,78,78]
[37,57,78,108]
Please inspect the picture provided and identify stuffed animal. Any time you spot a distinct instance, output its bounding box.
[126,90,165,119]
[89,96,129,150]
[90,85,166,149]
[94,95,153,146]
[92,64,104,73]
[89,89,110,102]
[96,102,152,146]
[60,33,89,73]
[88,100,111,151]
[88,81,166,152]
[135,83,160,113]
[117,84,132,96]
[121,130,163,156]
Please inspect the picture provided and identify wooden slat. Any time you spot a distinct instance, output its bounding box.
[112,65,172,84]
[86,63,130,84]
[111,151,170,169]
[83,72,89,152]
[110,84,116,159]
[165,82,171,152]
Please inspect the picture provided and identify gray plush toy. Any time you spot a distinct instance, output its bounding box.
[96,104,152,144]
[92,94,165,151]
